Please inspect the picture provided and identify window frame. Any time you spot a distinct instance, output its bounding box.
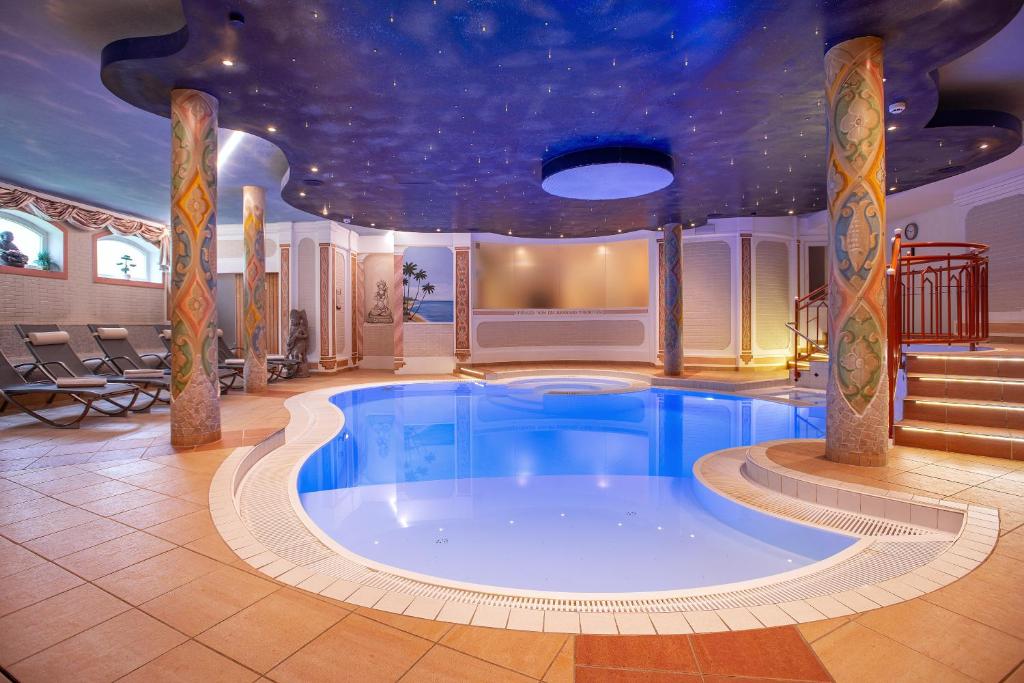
[92,231,164,289]
[0,211,68,281]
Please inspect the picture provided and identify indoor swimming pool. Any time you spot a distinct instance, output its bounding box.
[296,380,853,593]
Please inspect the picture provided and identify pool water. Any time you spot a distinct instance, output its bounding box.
[297,381,852,593]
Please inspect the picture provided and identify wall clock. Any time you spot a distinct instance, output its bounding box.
[904,222,919,240]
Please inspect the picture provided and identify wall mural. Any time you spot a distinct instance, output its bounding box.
[402,247,454,323]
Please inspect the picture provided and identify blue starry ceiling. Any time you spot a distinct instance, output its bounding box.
[101,0,1022,237]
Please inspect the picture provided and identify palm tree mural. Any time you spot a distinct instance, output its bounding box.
[402,260,435,321]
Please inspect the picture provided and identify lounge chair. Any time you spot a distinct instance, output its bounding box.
[153,324,243,390]
[216,331,300,381]
[0,349,142,428]
[15,324,165,410]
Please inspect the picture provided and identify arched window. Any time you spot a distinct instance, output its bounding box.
[0,210,66,278]
[94,233,162,285]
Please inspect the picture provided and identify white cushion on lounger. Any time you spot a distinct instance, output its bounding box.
[216,329,224,337]
[56,376,107,388]
[160,329,172,339]
[267,354,287,360]
[96,327,129,340]
[27,331,70,346]
[123,368,164,378]
[224,358,245,366]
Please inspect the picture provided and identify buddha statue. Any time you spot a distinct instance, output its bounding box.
[0,231,30,268]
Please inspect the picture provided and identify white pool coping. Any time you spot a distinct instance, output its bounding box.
[208,376,1000,634]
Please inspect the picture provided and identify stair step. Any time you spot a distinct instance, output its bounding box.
[902,395,1024,430]
[905,353,1024,379]
[894,419,1024,458]
[905,372,1024,403]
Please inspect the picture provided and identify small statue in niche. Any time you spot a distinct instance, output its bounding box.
[286,309,311,377]
[0,231,30,268]
[367,279,393,323]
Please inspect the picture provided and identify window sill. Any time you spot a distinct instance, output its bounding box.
[0,264,67,280]
[94,275,164,289]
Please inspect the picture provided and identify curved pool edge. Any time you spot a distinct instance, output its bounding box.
[208,376,1000,634]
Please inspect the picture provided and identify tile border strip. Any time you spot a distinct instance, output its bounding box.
[208,377,1000,634]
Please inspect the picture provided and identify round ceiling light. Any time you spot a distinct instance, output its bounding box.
[541,146,674,200]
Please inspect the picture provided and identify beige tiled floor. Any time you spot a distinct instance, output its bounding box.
[0,370,1022,681]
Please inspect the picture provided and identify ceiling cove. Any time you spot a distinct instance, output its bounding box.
[101,0,1022,237]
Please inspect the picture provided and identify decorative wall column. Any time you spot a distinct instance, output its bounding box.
[355,253,366,363]
[350,251,359,365]
[169,88,221,447]
[241,186,268,392]
[662,223,684,376]
[739,233,753,365]
[824,36,889,466]
[318,242,337,370]
[279,242,290,349]
[454,246,471,363]
[657,237,665,364]
[393,249,405,370]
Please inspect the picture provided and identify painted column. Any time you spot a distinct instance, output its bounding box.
[657,237,665,364]
[740,233,753,365]
[662,223,684,376]
[279,242,291,350]
[169,88,220,447]
[393,248,405,370]
[824,36,888,466]
[454,246,471,363]
[350,252,359,365]
[242,185,268,392]
[318,242,336,370]
[355,253,366,363]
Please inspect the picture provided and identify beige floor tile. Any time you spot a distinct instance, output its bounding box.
[404,645,535,683]
[94,546,222,604]
[913,464,997,486]
[0,543,46,578]
[0,583,130,665]
[0,506,100,543]
[26,471,111,495]
[145,509,216,545]
[54,530,175,580]
[23,516,134,559]
[50,479,137,505]
[543,636,574,683]
[9,609,186,683]
[814,622,974,683]
[110,497,203,529]
[884,471,970,497]
[268,613,432,683]
[0,561,83,617]
[1005,663,1024,683]
[857,595,1024,681]
[996,526,1024,562]
[441,623,568,678]
[141,565,279,636]
[796,616,849,643]
[78,487,168,516]
[119,640,259,683]
[197,588,348,673]
[354,605,454,641]
[0,495,69,526]
[185,531,241,563]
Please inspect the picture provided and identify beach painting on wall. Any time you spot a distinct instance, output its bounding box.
[402,246,453,322]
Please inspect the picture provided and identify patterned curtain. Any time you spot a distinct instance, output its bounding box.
[0,184,169,268]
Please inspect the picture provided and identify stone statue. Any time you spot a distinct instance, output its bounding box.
[286,309,311,378]
[367,279,393,323]
[0,231,30,268]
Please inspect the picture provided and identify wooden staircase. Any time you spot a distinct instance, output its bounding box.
[895,349,1024,459]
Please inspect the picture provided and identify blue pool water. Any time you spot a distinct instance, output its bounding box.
[297,380,853,593]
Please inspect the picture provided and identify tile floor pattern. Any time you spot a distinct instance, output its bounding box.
[0,369,1021,682]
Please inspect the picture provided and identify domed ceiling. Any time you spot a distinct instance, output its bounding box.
[101,0,1022,236]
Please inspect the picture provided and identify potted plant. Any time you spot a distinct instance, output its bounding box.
[117,254,137,279]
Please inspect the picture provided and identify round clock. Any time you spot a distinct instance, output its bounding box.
[904,222,919,240]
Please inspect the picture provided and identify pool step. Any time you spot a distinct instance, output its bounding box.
[893,419,1024,458]
[455,366,487,380]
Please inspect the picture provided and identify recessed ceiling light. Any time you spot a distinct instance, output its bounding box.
[887,125,897,131]
[370,223,376,227]
[788,209,795,215]
[435,228,441,232]
[221,58,235,67]
[979,143,989,149]
[266,125,277,133]
[889,185,897,191]
[311,165,319,173]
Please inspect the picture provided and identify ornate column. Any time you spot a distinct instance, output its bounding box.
[824,37,888,466]
[393,248,405,370]
[657,237,665,364]
[454,246,471,363]
[350,251,359,365]
[740,233,753,365]
[169,88,220,447]
[318,242,337,370]
[662,223,684,376]
[355,253,366,363]
[279,242,291,349]
[242,185,268,392]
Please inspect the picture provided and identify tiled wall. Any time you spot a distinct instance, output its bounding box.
[0,228,165,326]
[405,323,454,357]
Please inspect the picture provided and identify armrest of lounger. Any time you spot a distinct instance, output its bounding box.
[83,357,123,375]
